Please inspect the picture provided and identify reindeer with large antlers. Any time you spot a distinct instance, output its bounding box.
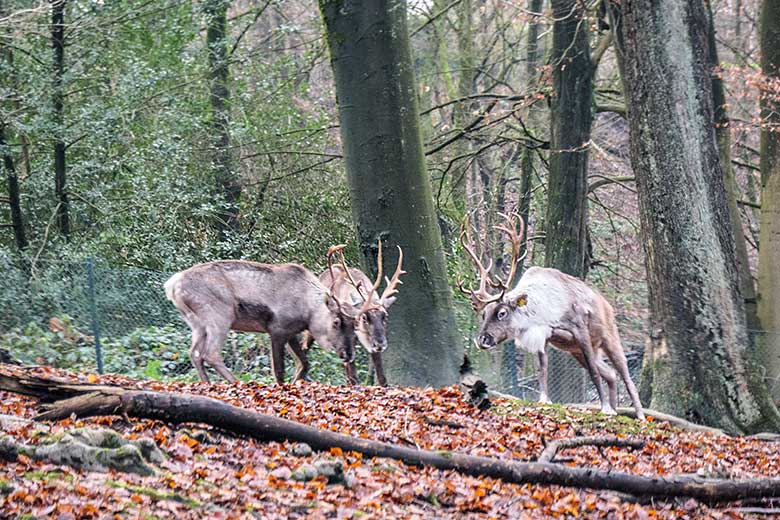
[459,213,644,419]
[303,241,406,386]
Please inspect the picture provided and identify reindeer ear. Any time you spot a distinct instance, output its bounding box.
[510,293,528,309]
[382,296,397,308]
[350,292,362,307]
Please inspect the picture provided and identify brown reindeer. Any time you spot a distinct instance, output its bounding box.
[303,241,406,386]
[164,259,358,384]
[460,213,644,419]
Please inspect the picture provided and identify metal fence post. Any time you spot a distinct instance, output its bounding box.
[86,257,104,374]
[502,340,519,396]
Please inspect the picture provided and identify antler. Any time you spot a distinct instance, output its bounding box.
[458,213,504,312]
[379,246,406,305]
[371,239,383,293]
[326,244,348,292]
[492,212,526,290]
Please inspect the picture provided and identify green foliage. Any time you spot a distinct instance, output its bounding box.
[1,318,370,386]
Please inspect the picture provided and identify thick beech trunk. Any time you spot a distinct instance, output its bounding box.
[318,0,462,386]
[545,0,592,403]
[206,0,240,239]
[609,0,780,433]
[52,0,68,238]
[758,0,780,399]
[2,367,780,503]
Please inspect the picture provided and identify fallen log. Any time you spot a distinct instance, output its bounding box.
[1,366,779,503]
[538,435,646,463]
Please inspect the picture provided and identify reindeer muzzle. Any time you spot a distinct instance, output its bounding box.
[477,333,497,350]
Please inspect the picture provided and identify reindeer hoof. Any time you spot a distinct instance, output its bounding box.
[600,405,618,416]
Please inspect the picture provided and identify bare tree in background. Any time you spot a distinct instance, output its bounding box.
[205,0,239,240]
[52,0,68,239]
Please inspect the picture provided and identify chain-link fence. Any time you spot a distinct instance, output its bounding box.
[0,253,645,404]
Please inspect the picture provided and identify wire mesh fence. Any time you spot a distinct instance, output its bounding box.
[0,253,646,405]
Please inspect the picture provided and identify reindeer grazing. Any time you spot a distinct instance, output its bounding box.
[459,213,644,419]
[164,259,358,384]
[303,241,406,386]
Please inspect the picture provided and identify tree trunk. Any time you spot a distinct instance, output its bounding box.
[318,0,462,386]
[0,125,26,251]
[52,0,69,239]
[545,0,593,403]
[0,2,27,252]
[206,0,239,240]
[707,6,759,332]
[454,0,475,206]
[3,368,780,503]
[758,0,780,400]
[609,0,780,433]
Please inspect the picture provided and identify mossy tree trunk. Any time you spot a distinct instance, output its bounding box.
[205,0,240,240]
[609,0,780,433]
[319,0,462,387]
[545,0,593,403]
[758,0,780,399]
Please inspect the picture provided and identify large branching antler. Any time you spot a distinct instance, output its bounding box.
[492,212,526,290]
[457,213,504,312]
[458,212,527,312]
[379,246,406,306]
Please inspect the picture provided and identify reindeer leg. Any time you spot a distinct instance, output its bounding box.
[603,340,645,420]
[269,334,287,384]
[370,351,387,387]
[596,356,618,410]
[344,361,359,386]
[287,335,310,382]
[202,325,237,383]
[537,349,551,403]
[189,327,209,383]
[572,327,614,415]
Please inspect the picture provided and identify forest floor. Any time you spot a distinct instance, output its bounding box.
[1,367,779,519]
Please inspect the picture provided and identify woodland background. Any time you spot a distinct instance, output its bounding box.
[0,0,779,434]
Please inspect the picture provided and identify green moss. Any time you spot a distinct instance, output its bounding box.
[105,479,200,508]
[434,450,453,460]
[23,470,72,482]
[0,478,13,494]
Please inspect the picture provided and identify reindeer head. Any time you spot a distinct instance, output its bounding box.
[320,292,359,363]
[458,212,526,351]
[332,240,406,354]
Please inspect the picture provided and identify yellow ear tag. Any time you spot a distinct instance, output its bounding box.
[516,295,527,307]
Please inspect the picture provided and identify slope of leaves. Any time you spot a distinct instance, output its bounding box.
[1,367,778,519]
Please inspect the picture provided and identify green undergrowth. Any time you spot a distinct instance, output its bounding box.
[0,316,371,386]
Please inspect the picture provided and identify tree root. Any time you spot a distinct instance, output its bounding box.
[0,427,164,476]
[1,365,780,503]
[538,435,646,463]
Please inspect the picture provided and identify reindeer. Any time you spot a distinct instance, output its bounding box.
[459,213,644,419]
[303,241,406,386]
[164,259,358,384]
